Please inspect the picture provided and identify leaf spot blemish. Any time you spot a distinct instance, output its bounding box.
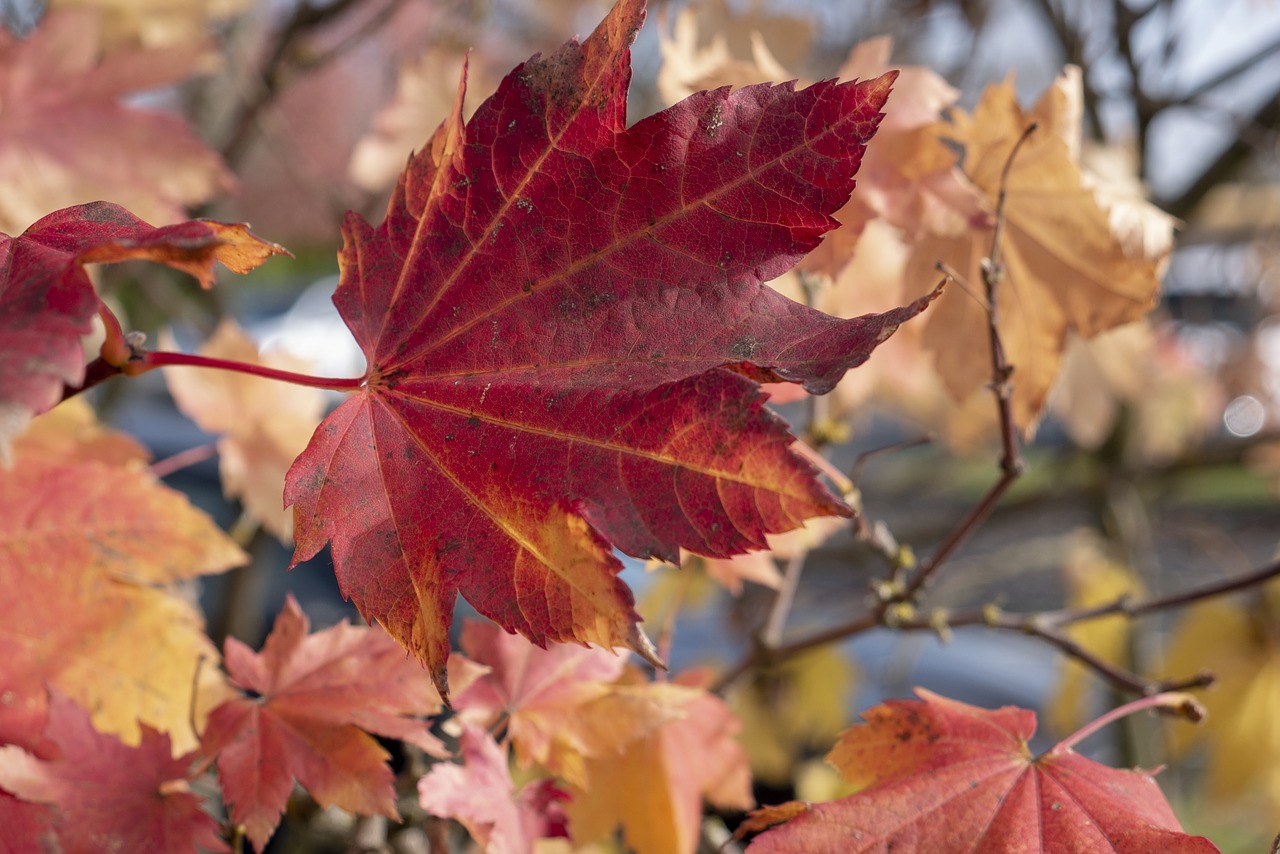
[516,198,533,213]
[729,335,759,359]
[704,103,723,137]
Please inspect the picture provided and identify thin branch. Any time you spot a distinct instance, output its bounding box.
[219,0,379,165]
[849,434,932,486]
[1158,90,1280,219]
[897,125,1035,603]
[1050,557,1280,627]
[761,548,809,649]
[1174,30,1280,105]
[714,556,1280,696]
[150,443,219,479]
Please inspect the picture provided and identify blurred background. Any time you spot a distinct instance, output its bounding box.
[4,0,1279,848]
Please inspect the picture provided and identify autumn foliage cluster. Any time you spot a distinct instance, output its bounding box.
[2,0,1277,851]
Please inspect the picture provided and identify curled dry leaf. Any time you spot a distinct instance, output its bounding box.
[0,9,232,234]
[163,320,325,542]
[904,67,1175,437]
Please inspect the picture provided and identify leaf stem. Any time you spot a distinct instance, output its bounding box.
[1054,691,1205,753]
[137,350,366,390]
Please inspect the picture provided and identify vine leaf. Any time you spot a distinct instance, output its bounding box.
[746,689,1218,853]
[199,595,448,852]
[0,690,227,854]
[285,0,938,697]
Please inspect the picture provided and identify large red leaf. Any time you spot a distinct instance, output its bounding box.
[0,690,227,854]
[199,595,448,852]
[0,201,284,445]
[285,0,937,693]
[746,689,1218,853]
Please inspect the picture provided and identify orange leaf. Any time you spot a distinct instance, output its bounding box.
[567,671,754,854]
[0,406,244,753]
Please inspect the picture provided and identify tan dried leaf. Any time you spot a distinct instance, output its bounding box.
[162,320,325,542]
[905,67,1174,437]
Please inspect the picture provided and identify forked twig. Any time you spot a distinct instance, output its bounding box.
[894,122,1037,604]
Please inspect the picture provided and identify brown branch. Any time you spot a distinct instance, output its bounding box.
[896,125,1034,603]
[219,0,385,165]
[761,548,809,649]
[1049,557,1280,627]
[1158,90,1280,220]
[715,557,1280,697]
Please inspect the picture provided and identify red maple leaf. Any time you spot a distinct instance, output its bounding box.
[285,0,937,695]
[745,689,1219,853]
[199,595,448,852]
[0,202,284,445]
[0,690,227,854]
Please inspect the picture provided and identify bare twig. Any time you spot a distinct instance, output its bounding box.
[713,552,1280,697]
[1049,557,1280,627]
[896,124,1036,603]
[219,0,384,165]
[761,548,810,649]
[849,435,933,486]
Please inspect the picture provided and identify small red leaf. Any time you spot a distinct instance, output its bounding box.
[746,689,1218,853]
[200,595,447,851]
[0,202,285,445]
[286,0,936,696]
[0,690,226,854]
